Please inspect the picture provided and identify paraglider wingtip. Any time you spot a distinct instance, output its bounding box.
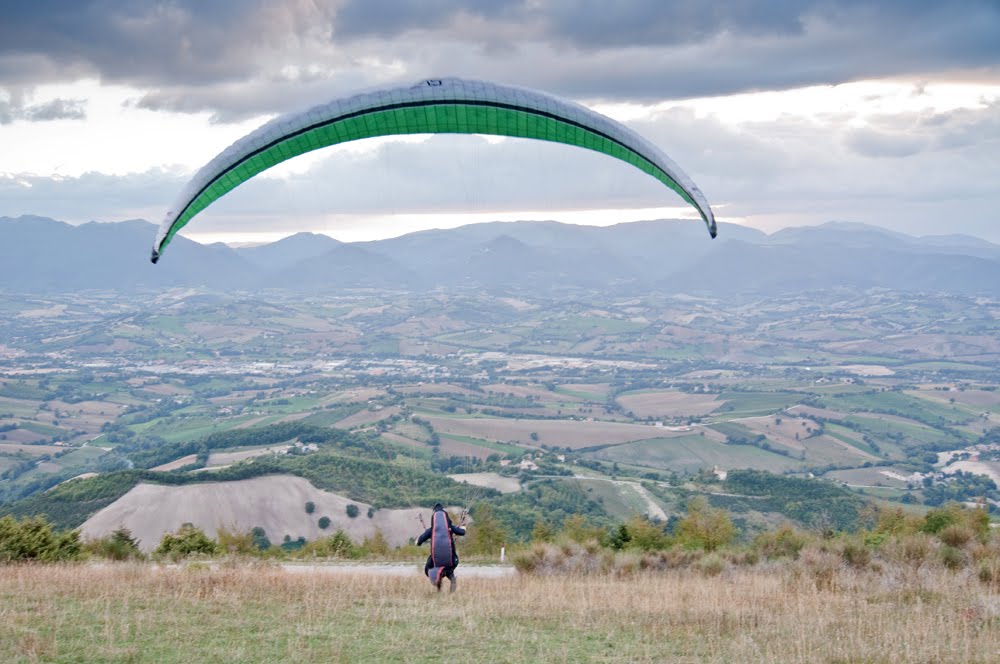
[710,227,718,239]
[150,249,160,264]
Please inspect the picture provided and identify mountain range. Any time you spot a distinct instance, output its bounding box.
[2,215,999,296]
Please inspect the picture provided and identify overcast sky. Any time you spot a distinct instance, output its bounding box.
[1,0,998,244]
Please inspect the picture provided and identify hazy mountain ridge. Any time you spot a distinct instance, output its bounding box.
[2,215,999,295]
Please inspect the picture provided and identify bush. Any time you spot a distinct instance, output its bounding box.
[360,530,390,557]
[938,525,974,548]
[619,515,670,552]
[251,526,271,551]
[797,547,841,590]
[559,514,605,544]
[838,536,872,569]
[938,545,966,570]
[466,504,508,556]
[675,497,736,552]
[753,525,809,560]
[305,501,316,515]
[922,504,961,534]
[154,524,218,560]
[345,504,360,519]
[86,526,143,561]
[307,530,358,558]
[977,558,1000,589]
[0,515,81,562]
[696,553,726,577]
[318,516,331,530]
[216,526,257,555]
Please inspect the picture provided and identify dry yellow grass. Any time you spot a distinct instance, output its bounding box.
[1,563,997,663]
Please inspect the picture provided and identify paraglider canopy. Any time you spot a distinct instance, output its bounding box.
[151,77,716,263]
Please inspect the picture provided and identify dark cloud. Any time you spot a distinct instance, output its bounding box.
[1,1,998,121]
[333,0,524,38]
[0,1,314,87]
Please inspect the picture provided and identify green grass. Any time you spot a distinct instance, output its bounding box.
[825,390,975,426]
[585,435,802,474]
[569,478,662,521]
[710,392,801,418]
[706,421,756,439]
[15,421,64,437]
[533,315,648,339]
[897,361,992,372]
[842,415,960,448]
[552,386,596,400]
[824,423,882,457]
[146,315,188,336]
[440,433,525,456]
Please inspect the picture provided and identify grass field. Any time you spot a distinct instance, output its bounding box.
[585,435,804,473]
[1,563,997,663]
[615,390,721,419]
[423,415,670,450]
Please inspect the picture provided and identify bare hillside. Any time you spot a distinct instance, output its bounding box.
[80,475,433,552]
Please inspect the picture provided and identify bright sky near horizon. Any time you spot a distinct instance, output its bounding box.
[1,1,998,243]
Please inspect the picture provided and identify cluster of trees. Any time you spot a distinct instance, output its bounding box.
[719,470,867,532]
[724,432,797,458]
[922,471,999,507]
[0,515,81,562]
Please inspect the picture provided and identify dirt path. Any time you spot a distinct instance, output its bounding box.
[626,481,668,521]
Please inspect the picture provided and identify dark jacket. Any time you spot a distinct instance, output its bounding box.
[417,505,465,576]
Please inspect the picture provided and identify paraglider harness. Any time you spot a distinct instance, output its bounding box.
[417,505,466,588]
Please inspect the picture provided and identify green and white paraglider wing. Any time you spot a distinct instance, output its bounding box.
[151,77,716,263]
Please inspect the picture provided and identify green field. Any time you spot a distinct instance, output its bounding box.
[824,390,976,426]
[709,392,801,418]
[585,435,803,474]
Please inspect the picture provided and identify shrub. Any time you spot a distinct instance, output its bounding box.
[345,504,360,519]
[938,545,966,571]
[251,526,271,551]
[839,537,872,569]
[216,526,257,555]
[938,525,974,548]
[511,541,613,576]
[619,515,670,552]
[696,553,726,577]
[305,501,316,515]
[922,503,962,534]
[360,530,390,557]
[86,526,143,561]
[0,515,81,562]
[675,497,736,552]
[753,525,809,560]
[531,519,555,543]
[559,515,605,544]
[977,558,1000,589]
[883,533,935,572]
[465,504,508,556]
[310,530,357,558]
[318,516,331,530]
[798,547,841,590]
[154,523,218,560]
